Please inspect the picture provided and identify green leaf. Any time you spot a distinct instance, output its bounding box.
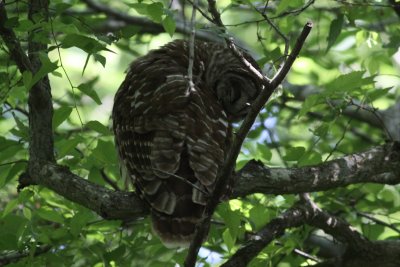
[86,120,112,136]
[298,94,324,117]
[91,140,117,164]
[53,106,73,129]
[298,151,322,167]
[22,55,58,90]
[120,25,140,39]
[222,229,235,253]
[313,123,331,137]
[23,207,32,220]
[257,143,272,161]
[62,34,107,54]
[378,186,400,207]
[56,137,82,158]
[366,88,390,102]
[326,71,366,92]
[326,14,344,52]
[37,207,65,223]
[93,53,106,67]
[22,71,33,90]
[2,199,18,218]
[70,210,93,237]
[11,113,29,140]
[0,215,27,250]
[283,147,305,161]
[217,203,242,240]
[18,189,34,203]
[147,3,164,23]
[77,83,102,105]
[162,15,176,37]
[128,3,148,15]
[249,205,270,230]
[82,53,91,76]
[31,54,59,86]
[128,2,165,23]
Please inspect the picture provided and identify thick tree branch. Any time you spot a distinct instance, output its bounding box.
[234,142,400,197]
[222,195,400,267]
[17,142,399,223]
[19,163,148,220]
[27,0,55,164]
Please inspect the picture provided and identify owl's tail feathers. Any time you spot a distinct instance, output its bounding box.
[151,212,208,248]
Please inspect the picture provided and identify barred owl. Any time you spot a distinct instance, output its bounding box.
[112,40,261,247]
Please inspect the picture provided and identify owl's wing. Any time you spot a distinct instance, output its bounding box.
[113,74,229,215]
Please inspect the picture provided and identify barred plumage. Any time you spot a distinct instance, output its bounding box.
[112,40,262,247]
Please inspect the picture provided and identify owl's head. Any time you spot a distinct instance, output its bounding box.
[209,50,263,121]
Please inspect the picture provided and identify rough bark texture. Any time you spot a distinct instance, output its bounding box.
[1,1,400,266]
[233,142,400,197]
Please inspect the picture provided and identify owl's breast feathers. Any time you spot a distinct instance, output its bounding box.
[112,40,230,247]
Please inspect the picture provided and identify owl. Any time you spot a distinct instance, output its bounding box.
[112,40,262,247]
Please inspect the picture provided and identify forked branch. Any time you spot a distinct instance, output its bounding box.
[184,2,313,266]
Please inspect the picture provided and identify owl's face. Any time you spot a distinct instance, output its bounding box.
[215,71,262,121]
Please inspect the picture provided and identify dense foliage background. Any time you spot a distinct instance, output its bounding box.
[0,0,399,266]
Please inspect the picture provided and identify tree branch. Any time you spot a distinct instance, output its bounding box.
[27,0,55,164]
[184,15,313,265]
[389,0,400,17]
[0,1,33,73]
[0,245,51,266]
[287,84,400,140]
[233,142,400,197]
[79,0,222,42]
[18,163,148,220]
[222,193,400,267]
[221,204,307,267]
[16,142,399,223]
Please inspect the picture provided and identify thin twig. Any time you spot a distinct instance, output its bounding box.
[187,0,197,91]
[49,17,84,128]
[100,168,121,191]
[151,168,209,196]
[186,0,213,23]
[257,2,290,57]
[271,0,315,19]
[357,211,400,234]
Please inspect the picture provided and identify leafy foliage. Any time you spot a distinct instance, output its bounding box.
[1,0,399,266]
